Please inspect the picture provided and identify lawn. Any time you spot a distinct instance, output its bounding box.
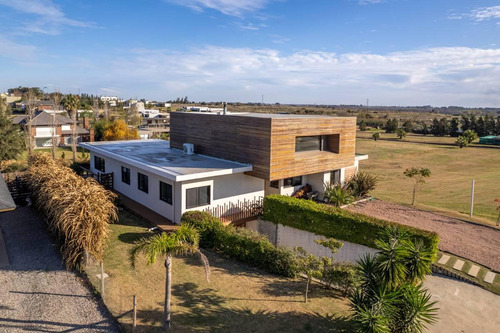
[85,210,354,333]
[1,146,89,172]
[356,132,500,225]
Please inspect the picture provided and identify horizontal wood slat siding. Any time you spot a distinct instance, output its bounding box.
[170,112,356,181]
[170,113,272,179]
[269,117,356,181]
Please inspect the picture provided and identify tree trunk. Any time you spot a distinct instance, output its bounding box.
[72,117,77,163]
[304,278,310,303]
[164,255,172,330]
[412,185,417,205]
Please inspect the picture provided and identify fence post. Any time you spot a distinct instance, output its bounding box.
[470,179,475,217]
[100,261,105,298]
[132,295,137,331]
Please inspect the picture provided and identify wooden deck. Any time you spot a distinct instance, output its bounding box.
[117,194,178,232]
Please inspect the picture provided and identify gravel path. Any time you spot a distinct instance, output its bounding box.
[346,200,500,272]
[0,207,119,332]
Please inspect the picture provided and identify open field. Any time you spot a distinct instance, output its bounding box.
[85,210,354,332]
[356,132,500,225]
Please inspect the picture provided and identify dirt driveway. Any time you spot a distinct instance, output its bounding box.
[346,200,500,272]
[0,207,119,332]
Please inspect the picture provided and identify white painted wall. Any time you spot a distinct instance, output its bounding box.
[61,125,71,131]
[88,152,265,224]
[248,219,378,264]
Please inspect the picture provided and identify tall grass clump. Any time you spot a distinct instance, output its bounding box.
[26,153,117,269]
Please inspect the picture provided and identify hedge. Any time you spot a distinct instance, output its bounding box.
[181,211,298,278]
[262,195,439,259]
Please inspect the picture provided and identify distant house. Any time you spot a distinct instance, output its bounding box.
[479,135,500,146]
[81,111,367,225]
[13,111,92,148]
[36,101,55,111]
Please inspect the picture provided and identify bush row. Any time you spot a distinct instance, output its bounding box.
[262,195,439,259]
[181,211,298,277]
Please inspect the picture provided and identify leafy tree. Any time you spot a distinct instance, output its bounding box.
[373,132,380,141]
[484,114,496,135]
[359,120,367,131]
[449,118,460,137]
[421,122,429,136]
[455,136,469,148]
[385,118,398,133]
[496,116,500,135]
[295,248,328,303]
[460,114,471,131]
[0,98,25,170]
[476,116,486,137]
[462,129,478,144]
[469,114,478,133]
[130,225,210,329]
[103,119,139,141]
[403,168,431,205]
[402,120,413,133]
[396,128,406,140]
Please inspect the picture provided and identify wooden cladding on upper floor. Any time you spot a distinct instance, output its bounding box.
[170,112,357,181]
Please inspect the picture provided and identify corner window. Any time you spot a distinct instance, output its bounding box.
[186,186,210,209]
[121,166,130,185]
[160,181,173,205]
[284,176,302,187]
[94,156,105,172]
[138,173,148,193]
[270,180,279,189]
[295,136,321,152]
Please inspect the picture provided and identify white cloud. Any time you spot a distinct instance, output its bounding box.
[107,46,500,106]
[0,0,95,35]
[166,0,277,17]
[359,0,383,5]
[451,5,500,23]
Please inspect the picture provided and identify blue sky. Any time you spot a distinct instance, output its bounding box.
[1,0,500,107]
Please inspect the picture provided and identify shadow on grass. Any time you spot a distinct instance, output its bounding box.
[125,282,354,333]
[118,232,153,244]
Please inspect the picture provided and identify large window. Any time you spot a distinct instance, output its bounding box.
[186,186,210,209]
[138,173,148,193]
[295,134,340,153]
[284,176,302,187]
[295,136,321,152]
[269,180,279,189]
[330,169,341,185]
[121,166,130,185]
[160,181,173,205]
[94,156,105,172]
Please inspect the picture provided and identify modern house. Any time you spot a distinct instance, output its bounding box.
[13,111,92,148]
[81,111,367,224]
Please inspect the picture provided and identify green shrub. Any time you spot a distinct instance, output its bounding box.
[322,262,357,295]
[262,195,439,261]
[323,183,354,207]
[182,211,299,277]
[346,172,378,198]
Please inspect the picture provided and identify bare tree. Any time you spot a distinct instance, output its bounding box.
[24,89,38,158]
[93,98,99,122]
[51,90,62,159]
[103,101,109,120]
[63,94,80,163]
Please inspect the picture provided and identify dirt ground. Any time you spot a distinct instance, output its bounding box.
[346,200,500,272]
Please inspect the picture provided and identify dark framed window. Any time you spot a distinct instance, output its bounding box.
[330,169,341,185]
[186,186,210,209]
[121,166,130,185]
[270,180,279,189]
[160,181,173,205]
[295,136,321,152]
[94,156,105,172]
[284,176,302,187]
[138,173,148,193]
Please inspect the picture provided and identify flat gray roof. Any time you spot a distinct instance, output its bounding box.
[80,140,252,182]
[174,111,354,120]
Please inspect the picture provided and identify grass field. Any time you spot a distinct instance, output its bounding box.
[356,132,500,225]
[85,210,354,333]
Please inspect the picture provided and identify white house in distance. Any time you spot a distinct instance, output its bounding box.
[81,110,367,225]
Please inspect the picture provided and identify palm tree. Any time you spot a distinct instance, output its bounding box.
[130,225,210,329]
[63,94,80,162]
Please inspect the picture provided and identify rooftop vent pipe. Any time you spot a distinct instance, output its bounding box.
[222,102,227,115]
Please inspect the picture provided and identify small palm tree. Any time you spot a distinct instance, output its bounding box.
[324,183,354,207]
[130,225,210,329]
